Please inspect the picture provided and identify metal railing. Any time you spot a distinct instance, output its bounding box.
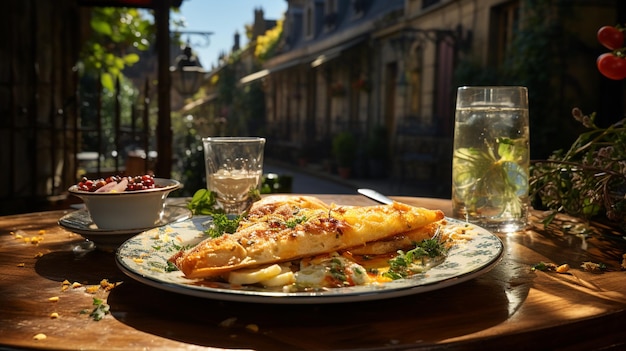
[0,75,153,215]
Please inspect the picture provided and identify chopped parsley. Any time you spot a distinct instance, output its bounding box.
[285,215,308,229]
[531,262,554,271]
[165,260,179,272]
[205,213,243,238]
[82,297,110,321]
[329,258,348,283]
[383,238,448,280]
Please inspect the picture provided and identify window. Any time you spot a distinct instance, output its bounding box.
[407,46,423,117]
[352,0,366,18]
[422,0,440,9]
[325,0,337,14]
[435,39,455,135]
[324,0,338,31]
[305,2,314,39]
[490,1,520,66]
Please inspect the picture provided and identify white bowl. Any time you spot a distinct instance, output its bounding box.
[68,178,182,230]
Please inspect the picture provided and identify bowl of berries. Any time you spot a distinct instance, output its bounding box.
[68,175,182,231]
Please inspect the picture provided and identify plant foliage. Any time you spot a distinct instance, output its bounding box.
[531,110,626,226]
[79,7,154,91]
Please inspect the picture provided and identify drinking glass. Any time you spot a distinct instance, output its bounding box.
[451,86,530,233]
[202,137,266,215]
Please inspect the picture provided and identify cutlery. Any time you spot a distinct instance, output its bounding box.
[357,188,394,205]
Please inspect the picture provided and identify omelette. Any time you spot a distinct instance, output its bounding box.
[172,195,444,279]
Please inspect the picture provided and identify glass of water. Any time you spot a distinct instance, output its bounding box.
[202,137,266,215]
[451,86,530,233]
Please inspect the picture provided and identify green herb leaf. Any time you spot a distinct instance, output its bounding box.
[285,215,307,229]
[383,238,448,280]
[88,297,110,321]
[205,213,243,238]
[188,189,222,215]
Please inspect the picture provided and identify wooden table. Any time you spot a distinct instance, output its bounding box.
[1,195,625,351]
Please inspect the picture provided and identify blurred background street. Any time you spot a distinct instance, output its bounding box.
[264,160,450,199]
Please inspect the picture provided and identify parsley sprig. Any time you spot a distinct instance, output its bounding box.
[186,189,244,238]
[383,238,448,280]
[205,213,243,238]
[81,297,110,321]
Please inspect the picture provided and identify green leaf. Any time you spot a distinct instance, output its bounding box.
[188,189,218,215]
[205,213,242,238]
[382,238,448,280]
[88,297,110,321]
[100,73,114,91]
[123,53,140,65]
[90,19,112,36]
[497,137,527,162]
[114,56,125,70]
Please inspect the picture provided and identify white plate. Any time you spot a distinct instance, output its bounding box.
[59,205,192,251]
[116,217,504,304]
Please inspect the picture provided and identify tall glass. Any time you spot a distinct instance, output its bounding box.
[202,137,265,215]
[451,86,530,233]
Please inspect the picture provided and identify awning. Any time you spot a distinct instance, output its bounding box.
[310,36,366,67]
[238,58,307,86]
[180,93,217,113]
[239,69,270,85]
[310,51,341,68]
[239,36,367,85]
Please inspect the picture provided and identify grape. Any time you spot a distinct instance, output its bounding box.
[75,174,158,192]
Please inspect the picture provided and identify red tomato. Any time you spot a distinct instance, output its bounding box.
[597,53,626,80]
[597,26,624,50]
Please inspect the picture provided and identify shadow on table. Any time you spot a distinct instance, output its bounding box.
[104,261,531,351]
[34,248,126,284]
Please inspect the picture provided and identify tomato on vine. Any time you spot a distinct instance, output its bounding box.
[597,53,626,80]
[597,26,624,51]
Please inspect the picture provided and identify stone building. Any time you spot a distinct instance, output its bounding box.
[234,0,622,190]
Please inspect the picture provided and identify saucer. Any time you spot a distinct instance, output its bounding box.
[58,204,192,251]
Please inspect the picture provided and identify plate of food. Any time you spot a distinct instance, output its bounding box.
[116,195,504,304]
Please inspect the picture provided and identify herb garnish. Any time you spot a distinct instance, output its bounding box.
[285,215,307,229]
[186,189,244,237]
[383,238,448,280]
[187,189,221,215]
[329,257,348,283]
[83,297,110,321]
[205,213,243,238]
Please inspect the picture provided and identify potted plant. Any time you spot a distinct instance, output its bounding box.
[332,131,357,178]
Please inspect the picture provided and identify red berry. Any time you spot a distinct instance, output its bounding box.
[597,26,624,50]
[597,53,626,80]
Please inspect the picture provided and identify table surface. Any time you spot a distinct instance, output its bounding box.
[1,195,625,351]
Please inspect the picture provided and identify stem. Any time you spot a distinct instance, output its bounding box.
[565,120,626,159]
[531,159,624,177]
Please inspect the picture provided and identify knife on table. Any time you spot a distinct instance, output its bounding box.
[357,188,394,205]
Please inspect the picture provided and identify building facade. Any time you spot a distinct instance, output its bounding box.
[234,0,618,183]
